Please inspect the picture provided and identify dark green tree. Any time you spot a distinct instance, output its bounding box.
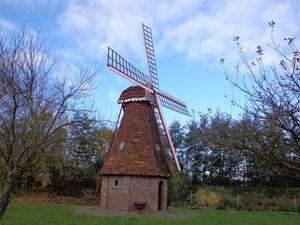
[66,112,110,190]
[169,120,187,173]
[47,111,113,195]
[185,119,206,184]
[168,165,191,206]
[231,114,298,186]
[206,111,235,185]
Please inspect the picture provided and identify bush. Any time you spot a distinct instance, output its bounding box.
[195,186,300,212]
[186,192,198,206]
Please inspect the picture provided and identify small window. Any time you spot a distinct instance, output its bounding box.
[155,144,160,151]
[114,180,119,187]
[118,142,125,151]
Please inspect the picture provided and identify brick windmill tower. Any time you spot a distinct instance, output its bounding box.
[95,23,190,212]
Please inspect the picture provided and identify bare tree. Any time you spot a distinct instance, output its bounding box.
[0,25,101,220]
[221,21,300,177]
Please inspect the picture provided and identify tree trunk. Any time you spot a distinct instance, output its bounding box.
[0,175,13,221]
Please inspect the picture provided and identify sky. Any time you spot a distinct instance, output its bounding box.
[1,0,300,126]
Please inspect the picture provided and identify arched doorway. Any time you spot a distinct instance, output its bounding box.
[158,181,164,211]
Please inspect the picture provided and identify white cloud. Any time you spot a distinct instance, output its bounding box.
[0,19,16,32]
[52,0,300,68]
[3,0,300,66]
[2,0,300,120]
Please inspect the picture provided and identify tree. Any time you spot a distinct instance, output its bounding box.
[0,25,101,220]
[168,165,191,206]
[169,120,187,173]
[13,126,68,190]
[63,111,111,192]
[205,111,235,185]
[231,114,298,186]
[221,21,300,178]
[185,119,206,184]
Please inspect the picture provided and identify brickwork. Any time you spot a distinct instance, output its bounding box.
[100,175,168,212]
[99,86,172,212]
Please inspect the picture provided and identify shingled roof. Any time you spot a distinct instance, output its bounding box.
[117,85,155,106]
[100,86,172,178]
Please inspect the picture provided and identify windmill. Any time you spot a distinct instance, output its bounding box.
[95,23,190,212]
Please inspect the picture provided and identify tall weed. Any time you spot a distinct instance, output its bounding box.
[197,187,224,208]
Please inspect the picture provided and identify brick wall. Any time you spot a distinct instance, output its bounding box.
[100,175,168,212]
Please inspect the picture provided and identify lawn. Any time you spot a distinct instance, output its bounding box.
[1,204,299,225]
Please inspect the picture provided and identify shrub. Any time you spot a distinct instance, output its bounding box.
[186,192,198,206]
[195,186,300,212]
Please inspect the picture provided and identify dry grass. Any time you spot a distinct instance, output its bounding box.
[197,188,224,208]
[11,192,98,205]
[11,192,50,204]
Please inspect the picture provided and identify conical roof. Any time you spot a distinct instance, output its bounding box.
[100,86,172,178]
[118,85,155,106]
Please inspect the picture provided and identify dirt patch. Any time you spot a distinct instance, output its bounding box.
[48,195,98,205]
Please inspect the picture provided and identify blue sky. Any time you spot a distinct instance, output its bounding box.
[1,0,300,126]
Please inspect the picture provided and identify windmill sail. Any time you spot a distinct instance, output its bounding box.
[107,47,189,116]
[142,23,159,90]
[107,47,151,92]
[157,92,190,116]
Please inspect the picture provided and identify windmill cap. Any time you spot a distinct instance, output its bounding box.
[118,86,155,106]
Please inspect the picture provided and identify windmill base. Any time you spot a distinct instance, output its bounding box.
[100,175,169,212]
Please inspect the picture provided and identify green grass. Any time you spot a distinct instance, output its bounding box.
[1,204,300,225]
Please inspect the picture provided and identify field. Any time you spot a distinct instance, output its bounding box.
[1,204,300,225]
